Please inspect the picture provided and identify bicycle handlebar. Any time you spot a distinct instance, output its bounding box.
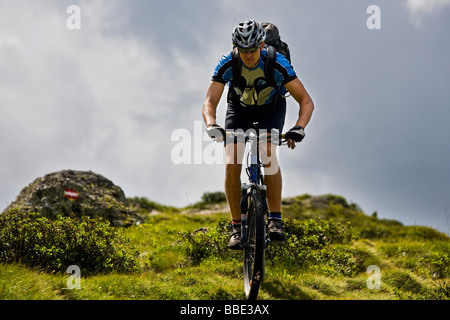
[224,131,288,146]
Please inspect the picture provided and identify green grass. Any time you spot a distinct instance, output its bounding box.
[1,194,449,300]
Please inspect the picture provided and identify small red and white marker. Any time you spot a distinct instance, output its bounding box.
[64,189,79,200]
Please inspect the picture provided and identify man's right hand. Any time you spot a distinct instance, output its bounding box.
[206,124,226,142]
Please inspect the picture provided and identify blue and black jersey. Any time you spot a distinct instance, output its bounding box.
[212,48,297,108]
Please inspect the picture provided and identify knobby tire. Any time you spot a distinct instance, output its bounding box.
[243,191,266,300]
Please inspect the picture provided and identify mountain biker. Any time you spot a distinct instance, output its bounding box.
[202,19,314,249]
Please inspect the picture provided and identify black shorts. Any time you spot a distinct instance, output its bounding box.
[225,97,287,139]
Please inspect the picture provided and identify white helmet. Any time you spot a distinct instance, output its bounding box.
[232,19,266,48]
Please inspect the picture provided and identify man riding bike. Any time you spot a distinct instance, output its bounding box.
[202,19,314,249]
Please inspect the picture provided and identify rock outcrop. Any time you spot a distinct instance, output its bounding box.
[4,170,143,227]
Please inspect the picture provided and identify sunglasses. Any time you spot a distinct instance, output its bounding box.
[238,46,260,54]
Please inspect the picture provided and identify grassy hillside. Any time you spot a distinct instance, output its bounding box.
[0,193,448,300]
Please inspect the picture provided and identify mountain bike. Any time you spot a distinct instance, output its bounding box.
[226,123,287,300]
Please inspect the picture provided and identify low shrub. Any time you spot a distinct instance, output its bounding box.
[201,192,227,204]
[0,209,139,274]
[267,218,359,276]
[180,218,235,265]
[127,197,179,215]
[181,217,360,276]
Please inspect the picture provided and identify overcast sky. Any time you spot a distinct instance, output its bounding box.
[1,0,449,234]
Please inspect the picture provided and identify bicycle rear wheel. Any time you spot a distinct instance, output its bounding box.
[243,190,266,300]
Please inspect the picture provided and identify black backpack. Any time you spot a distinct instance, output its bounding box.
[262,22,291,63]
[231,22,291,89]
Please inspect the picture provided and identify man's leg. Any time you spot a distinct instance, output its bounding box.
[225,165,242,221]
[225,141,245,249]
[260,141,282,211]
[261,140,285,242]
[265,167,282,213]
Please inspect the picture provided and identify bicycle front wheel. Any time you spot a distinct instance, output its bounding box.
[243,190,266,300]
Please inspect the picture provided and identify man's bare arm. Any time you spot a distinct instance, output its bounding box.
[202,81,225,126]
[284,78,314,129]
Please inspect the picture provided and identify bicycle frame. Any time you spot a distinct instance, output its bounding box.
[239,130,267,255]
[227,126,286,243]
[228,127,284,185]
